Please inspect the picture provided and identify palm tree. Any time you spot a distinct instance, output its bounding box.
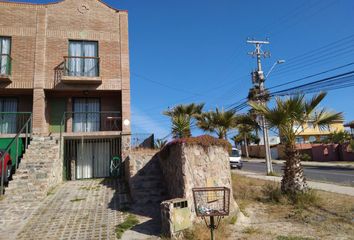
[155,139,168,149]
[196,108,237,139]
[249,92,343,194]
[163,103,204,138]
[233,114,260,158]
[171,114,191,139]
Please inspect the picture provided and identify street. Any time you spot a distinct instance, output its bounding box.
[239,161,354,187]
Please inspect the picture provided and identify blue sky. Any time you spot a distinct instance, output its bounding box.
[8,0,354,139]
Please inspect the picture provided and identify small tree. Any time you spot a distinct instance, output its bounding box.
[234,114,260,158]
[249,92,343,194]
[164,103,204,138]
[196,108,237,139]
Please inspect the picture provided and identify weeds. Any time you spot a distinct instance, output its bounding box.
[277,236,314,240]
[229,215,237,224]
[70,197,86,202]
[260,183,285,203]
[242,226,260,234]
[267,171,280,177]
[115,214,139,239]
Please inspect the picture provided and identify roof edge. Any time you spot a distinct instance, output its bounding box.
[0,0,128,12]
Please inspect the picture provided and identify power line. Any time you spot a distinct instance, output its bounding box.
[268,62,354,90]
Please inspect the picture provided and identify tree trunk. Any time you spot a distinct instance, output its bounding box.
[281,142,308,194]
[244,134,249,158]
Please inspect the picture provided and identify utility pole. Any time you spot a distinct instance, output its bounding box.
[247,39,274,174]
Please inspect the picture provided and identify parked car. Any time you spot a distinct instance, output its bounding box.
[0,150,12,183]
[230,148,243,169]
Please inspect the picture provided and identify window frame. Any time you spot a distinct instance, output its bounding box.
[68,40,99,77]
[0,36,12,75]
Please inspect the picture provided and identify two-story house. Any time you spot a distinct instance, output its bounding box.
[0,0,130,179]
[293,120,344,144]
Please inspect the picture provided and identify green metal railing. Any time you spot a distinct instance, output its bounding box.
[0,54,12,76]
[0,113,32,195]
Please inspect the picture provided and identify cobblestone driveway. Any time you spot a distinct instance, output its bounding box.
[1,179,130,240]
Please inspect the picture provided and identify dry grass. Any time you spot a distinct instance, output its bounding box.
[183,221,231,240]
[231,173,354,239]
[187,174,354,239]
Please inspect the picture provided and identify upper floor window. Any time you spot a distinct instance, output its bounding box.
[307,122,315,129]
[0,37,11,76]
[66,40,99,77]
[293,124,303,133]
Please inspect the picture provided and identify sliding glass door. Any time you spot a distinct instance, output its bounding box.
[73,98,100,132]
[0,98,18,134]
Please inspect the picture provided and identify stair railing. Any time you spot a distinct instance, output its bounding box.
[0,113,32,195]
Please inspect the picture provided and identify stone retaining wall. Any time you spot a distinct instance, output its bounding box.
[159,141,239,221]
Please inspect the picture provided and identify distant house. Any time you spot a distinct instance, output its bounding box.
[344,121,354,137]
[292,120,344,144]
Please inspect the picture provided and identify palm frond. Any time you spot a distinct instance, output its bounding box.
[304,92,327,116]
[311,108,344,131]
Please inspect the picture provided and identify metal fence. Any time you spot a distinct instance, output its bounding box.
[60,111,122,134]
[0,113,32,195]
[131,133,155,149]
[63,136,122,180]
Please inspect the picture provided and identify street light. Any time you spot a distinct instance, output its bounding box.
[262,59,285,174]
[266,59,285,78]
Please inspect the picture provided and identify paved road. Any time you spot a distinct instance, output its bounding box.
[240,162,354,186]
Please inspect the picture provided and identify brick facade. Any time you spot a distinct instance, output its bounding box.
[0,0,131,135]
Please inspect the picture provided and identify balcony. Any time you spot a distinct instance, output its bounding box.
[60,111,121,137]
[55,56,101,85]
[0,54,12,82]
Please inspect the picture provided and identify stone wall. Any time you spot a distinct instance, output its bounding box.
[159,139,240,221]
[125,149,168,204]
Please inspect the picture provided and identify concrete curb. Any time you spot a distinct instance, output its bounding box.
[235,170,354,197]
[242,158,354,170]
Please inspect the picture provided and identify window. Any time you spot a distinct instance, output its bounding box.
[0,37,11,75]
[293,124,303,133]
[295,137,304,144]
[307,122,315,129]
[308,136,317,143]
[73,98,100,132]
[0,98,18,134]
[67,41,98,77]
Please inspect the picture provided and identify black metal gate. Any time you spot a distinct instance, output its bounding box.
[63,137,122,180]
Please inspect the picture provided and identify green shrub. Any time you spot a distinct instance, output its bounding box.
[300,153,311,162]
[261,183,284,203]
[287,190,320,208]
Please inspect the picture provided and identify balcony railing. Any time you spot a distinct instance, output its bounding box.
[64,56,100,77]
[0,112,32,135]
[0,54,12,78]
[60,111,122,135]
[54,56,101,86]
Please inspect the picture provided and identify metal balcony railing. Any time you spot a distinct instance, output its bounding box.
[63,56,100,77]
[0,54,12,77]
[60,111,122,134]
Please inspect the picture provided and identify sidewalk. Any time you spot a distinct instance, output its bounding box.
[236,170,354,197]
[243,158,354,169]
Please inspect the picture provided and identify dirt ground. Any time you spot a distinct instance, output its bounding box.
[186,174,354,240]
